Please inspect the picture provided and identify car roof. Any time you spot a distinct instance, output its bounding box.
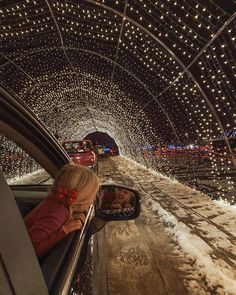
[63,140,92,143]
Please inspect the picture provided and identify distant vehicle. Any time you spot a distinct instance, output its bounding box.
[62,140,98,172]
[94,144,105,158]
[109,146,119,156]
[103,146,111,154]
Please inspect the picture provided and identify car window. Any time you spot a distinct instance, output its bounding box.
[74,141,92,152]
[0,133,52,185]
[63,141,93,153]
[64,147,78,154]
[63,142,75,151]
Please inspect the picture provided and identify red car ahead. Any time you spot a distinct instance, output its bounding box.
[62,140,98,173]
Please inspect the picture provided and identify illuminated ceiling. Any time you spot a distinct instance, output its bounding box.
[0,0,236,159]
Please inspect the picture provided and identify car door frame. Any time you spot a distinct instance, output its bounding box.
[0,85,88,295]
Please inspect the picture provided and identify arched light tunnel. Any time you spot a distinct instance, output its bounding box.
[0,0,236,203]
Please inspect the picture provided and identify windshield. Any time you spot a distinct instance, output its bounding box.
[63,141,93,153]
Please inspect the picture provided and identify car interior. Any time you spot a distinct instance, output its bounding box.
[1,164,95,295]
[0,92,86,295]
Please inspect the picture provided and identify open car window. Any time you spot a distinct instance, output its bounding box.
[0,133,52,185]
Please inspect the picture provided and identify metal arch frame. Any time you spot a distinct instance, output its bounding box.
[0,46,181,142]
[69,48,179,143]
[0,52,37,83]
[79,119,122,139]
[62,115,127,151]
[77,106,139,138]
[0,49,149,151]
[92,106,150,157]
[34,83,112,118]
[78,123,126,153]
[0,52,52,104]
[86,0,236,166]
[59,105,147,160]
[44,0,98,133]
[0,3,235,158]
[91,118,138,155]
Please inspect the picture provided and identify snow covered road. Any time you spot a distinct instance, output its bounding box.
[96,156,236,295]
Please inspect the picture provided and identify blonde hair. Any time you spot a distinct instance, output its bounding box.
[50,163,99,206]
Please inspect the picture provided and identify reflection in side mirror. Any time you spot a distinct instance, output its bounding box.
[95,184,141,221]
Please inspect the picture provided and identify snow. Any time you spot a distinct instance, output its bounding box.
[113,156,236,295]
[8,169,52,185]
[10,156,236,294]
[152,202,236,294]
[214,199,236,214]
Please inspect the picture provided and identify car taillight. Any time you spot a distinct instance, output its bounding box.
[90,152,95,162]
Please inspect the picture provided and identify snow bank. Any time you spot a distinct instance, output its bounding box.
[152,202,236,295]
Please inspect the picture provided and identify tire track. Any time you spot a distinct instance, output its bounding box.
[114,157,236,270]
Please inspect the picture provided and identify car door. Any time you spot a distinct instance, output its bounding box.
[0,86,73,294]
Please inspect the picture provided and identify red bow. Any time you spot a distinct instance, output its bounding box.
[55,186,79,207]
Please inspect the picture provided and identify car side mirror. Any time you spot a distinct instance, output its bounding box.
[95,184,141,221]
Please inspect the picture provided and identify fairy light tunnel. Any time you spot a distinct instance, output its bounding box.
[0,0,236,203]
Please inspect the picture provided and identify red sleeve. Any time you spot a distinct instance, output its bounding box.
[27,209,67,257]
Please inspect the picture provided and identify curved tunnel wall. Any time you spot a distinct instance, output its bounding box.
[0,0,236,203]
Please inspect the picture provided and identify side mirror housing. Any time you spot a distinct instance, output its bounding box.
[95,184,141,221]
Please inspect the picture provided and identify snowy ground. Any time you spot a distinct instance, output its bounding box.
[10,156,236,294]
[98,156,236,295]
[8,169,52,185]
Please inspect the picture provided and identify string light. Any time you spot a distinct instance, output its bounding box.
[0,0,236,204]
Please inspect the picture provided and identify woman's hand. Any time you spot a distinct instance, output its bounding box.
[62,213,86,235]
